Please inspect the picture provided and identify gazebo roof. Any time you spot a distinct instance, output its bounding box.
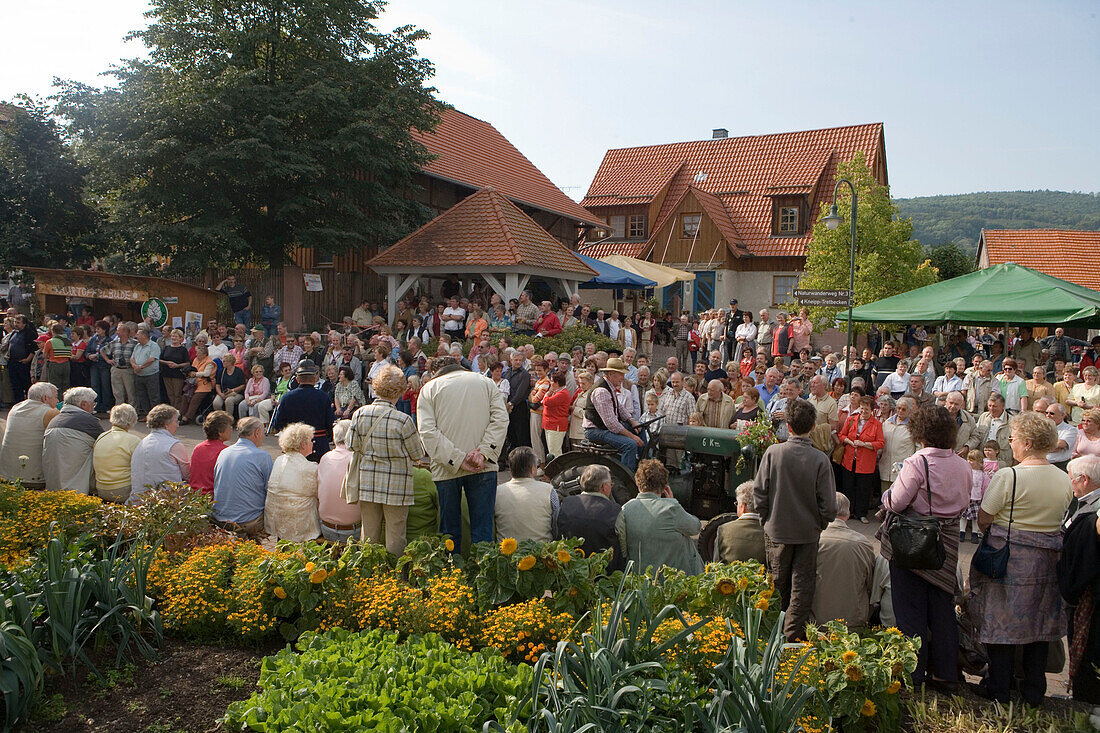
[368,187,597,278]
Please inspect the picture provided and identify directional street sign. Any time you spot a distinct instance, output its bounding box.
[793,289,853,307]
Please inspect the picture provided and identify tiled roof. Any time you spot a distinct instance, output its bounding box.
[368,187,596,277]
[979,229,1100,291]
[411,107,605,228]
[581,240,649,258]
[581,123,884,258]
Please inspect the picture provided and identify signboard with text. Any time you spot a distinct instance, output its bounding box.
[793,288,852,307]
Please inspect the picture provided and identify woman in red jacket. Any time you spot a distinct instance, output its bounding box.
[838,394,885,523]
[541,371,572,460]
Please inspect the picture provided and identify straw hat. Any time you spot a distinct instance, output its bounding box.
[601,357,628,374]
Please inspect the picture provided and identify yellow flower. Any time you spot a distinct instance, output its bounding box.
[737,577,749,591]
[754,598,769,611]
[716,579,735,596]
[556,549,572,564]
[500,538,518,556]
[273,586,287,599]
[304,561,316,572]
[309,569,328,584]
[860,699,876,717]
[887,680,901,694]
[845,665,863,682]
[517,555,536,571]
[444,538,455,552]
[842,650,858,663]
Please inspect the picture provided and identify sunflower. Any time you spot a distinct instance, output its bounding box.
[556,549,572,564]
[444,538,455,552]
[273,586,287,599]
[860,699,876,717]
[842,650,859,663]
[754,598,769,611]
[567,586,579,596]
[845,665,863,682]
[304,562,316,572]
[715,579,735,596]
[309,569,328,584]
[500,538,518,556]
[737,577,749,591]
[517,555,536,571]
[887,680,901,694]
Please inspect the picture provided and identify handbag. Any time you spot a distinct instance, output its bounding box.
[831,415,854,464]
[972,468,1015,579]
[886,456,946,570]
[339,407,384,505]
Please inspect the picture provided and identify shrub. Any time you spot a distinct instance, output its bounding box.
[0,482,101,565]
[395,534,461,587]
[95,482,213,551]
[479,599,575,664]
[224,629,533,731]
[636,561,780,632]
[470,537,611,615]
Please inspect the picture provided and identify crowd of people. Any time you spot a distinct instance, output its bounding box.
[3,280,1100,707]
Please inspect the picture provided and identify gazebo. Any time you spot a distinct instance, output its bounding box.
[368,187,597,318]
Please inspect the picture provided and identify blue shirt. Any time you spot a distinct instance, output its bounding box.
[213,439,274,523]
[758,382,780,406]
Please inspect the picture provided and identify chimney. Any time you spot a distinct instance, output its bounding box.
[712,128,728,139]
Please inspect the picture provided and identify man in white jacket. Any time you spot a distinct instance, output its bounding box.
[417,355,509,552]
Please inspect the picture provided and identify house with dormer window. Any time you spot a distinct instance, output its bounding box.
[580,124,888,313]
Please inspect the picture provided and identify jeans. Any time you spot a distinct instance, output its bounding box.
[263,324,277,337]
[584,427,639,470]
[233,309,251,326]
[134,372,161,419]
[91,367,113,413]
[321,523,361,544]
[436,470,497,553]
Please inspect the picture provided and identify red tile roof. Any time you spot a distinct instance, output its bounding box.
[582,123,885,258]
[979,229,1100,291]
[581,240,648,258]
[368,187,596,277]
[411,108,605,228]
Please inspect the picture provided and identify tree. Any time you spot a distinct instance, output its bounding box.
[0,97,98,270]
[797,152,938,331]
[924,240,975,281]
[55,0,440,273]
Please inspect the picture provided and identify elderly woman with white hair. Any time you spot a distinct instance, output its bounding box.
[42,386,103,492]
[1058,455,1100,702]
[315,419,361,543]
[92,404,143,502]
[264,422,321,541]
[345,364,423,554]
[129,403,190,504]
[0,381,60,488]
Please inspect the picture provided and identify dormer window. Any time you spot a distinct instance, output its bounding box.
[771,195,807,236]
[680,213,701,239]
[628,214,647,239]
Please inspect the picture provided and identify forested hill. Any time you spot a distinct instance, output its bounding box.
[894,190,1100,251]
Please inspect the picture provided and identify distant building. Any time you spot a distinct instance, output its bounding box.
[580,124,888,314]
[977,229,1100,291]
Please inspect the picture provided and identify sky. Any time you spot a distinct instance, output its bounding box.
[2,0,1098,201]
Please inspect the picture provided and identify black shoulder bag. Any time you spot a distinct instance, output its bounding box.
[972,468,1015,579]
[887,456,946,570]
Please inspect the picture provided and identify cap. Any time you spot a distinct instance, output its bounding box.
[729,298,738,305]
[295,359,319,376]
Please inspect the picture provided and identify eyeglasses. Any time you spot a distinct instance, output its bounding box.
[1045,410,1058,416]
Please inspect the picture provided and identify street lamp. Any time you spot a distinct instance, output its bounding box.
[823,179,857,385]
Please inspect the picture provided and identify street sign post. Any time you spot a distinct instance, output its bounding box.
[793,288,852,308]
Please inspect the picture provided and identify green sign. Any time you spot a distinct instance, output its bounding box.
[683,427,741,457]
[141,297,169,328]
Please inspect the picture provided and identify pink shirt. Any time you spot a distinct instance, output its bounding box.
[316,445,361,526]
[189,439,227,495]
[1076,430,1100,458]
[882,447,971,518]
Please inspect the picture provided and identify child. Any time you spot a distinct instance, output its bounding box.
[982,440,1003,476]
[642,392,663,434]
[961,450,990,543]
[687,412,702,426]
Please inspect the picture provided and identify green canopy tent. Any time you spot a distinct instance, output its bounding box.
[846,262,1100,328]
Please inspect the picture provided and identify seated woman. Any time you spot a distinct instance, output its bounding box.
[180,343,216,425]
[732,386,761,425]
[189,410,234,496]
[240,363,271,419]
[334,366,365,421]
[92,404,142,503]
[616,459,703,576]
[264,422,321,541]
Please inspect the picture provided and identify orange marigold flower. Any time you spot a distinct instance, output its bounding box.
[444,538,455,552]
[860,699,876,717]
[556,549,572,564]
[716,579,735,596]
[273,586,287,599]
[309,569,328,584]
[842,650,858,662]
[517,555,536,571]
[754,598,769,611]
[304,561,316,572]
[846,665,863,682]
[500,538,518,556]
[887,680,901,694]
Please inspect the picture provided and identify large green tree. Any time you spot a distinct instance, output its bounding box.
[797,152,938,330]
[0,98,98,269]
[55,0,440,273]
[924,240,975,281]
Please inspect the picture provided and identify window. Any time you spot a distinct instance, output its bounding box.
[779,207,798,233]
[680,212,701,239]
[772,275,799,306]
[610,215,626,239]
[315,250,334,267]
[627,214,647,239]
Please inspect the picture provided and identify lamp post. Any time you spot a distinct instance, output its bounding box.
[821,179,857,386]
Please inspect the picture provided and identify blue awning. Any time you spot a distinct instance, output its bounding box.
[575,252,657,289]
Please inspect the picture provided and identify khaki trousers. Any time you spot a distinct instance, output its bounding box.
[110,367,136,406]
[359,502,409,555]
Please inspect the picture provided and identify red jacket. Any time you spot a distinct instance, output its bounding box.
[541,387,572,431]
[838,414,884,475]
[534,311,562,337]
